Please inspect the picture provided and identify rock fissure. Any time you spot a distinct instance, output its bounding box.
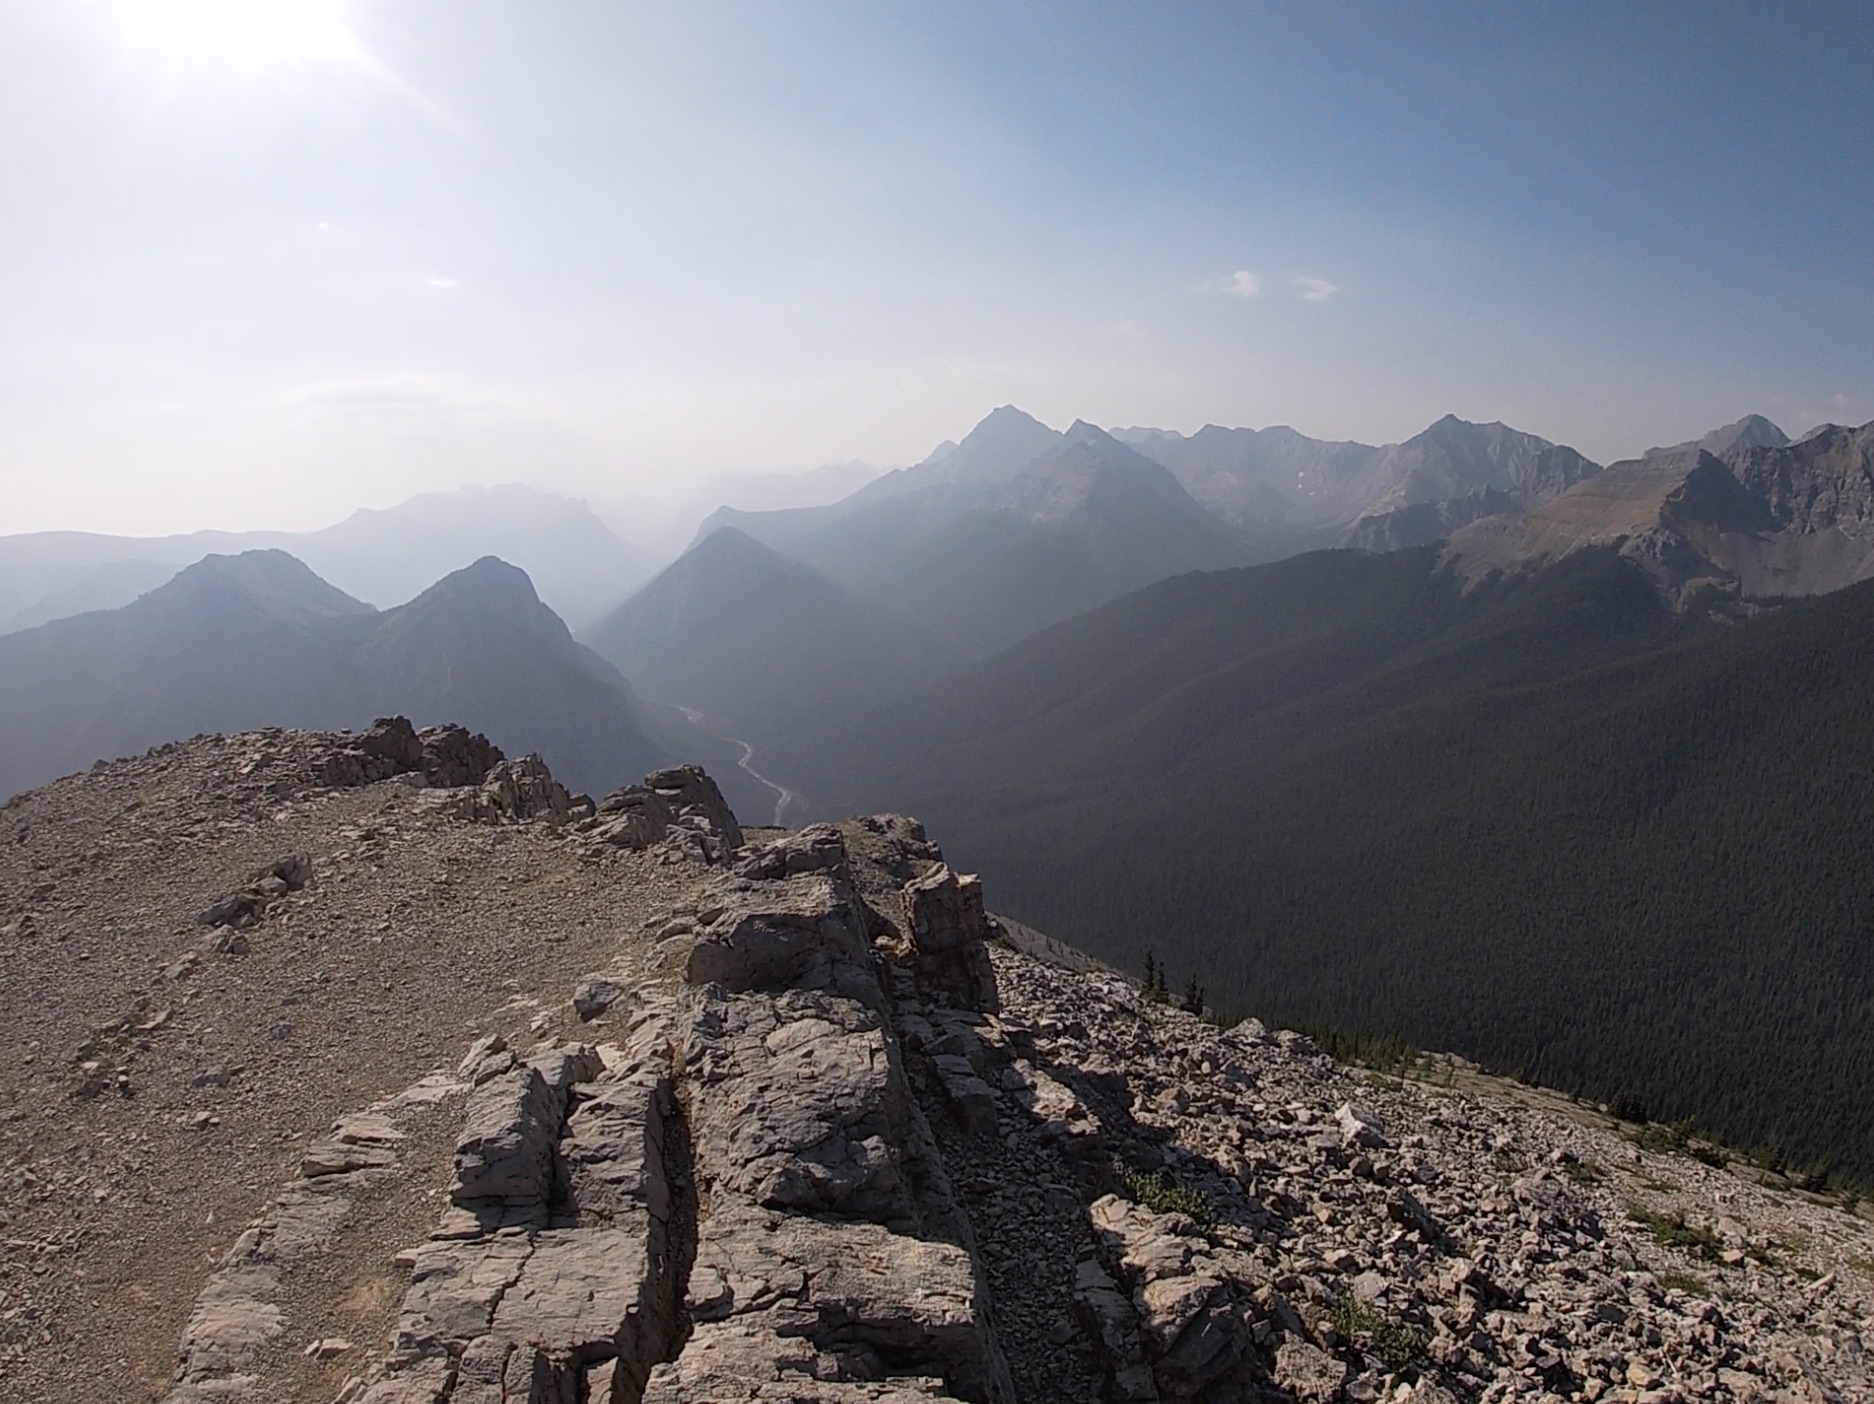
[35,733,1864,1404]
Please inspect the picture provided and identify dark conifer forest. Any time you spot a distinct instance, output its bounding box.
[822,547,1874,1179]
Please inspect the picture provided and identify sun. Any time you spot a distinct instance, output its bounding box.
[115,0,366,69]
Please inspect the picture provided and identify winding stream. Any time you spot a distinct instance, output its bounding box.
[678,706,803,826]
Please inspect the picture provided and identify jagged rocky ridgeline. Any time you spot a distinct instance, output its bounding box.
[24,727,1870,1403]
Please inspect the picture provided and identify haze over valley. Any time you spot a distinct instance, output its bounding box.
[6,6,1874,1400]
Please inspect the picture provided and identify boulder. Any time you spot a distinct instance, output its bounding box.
[1272,1339,1350,1402]
[571,976,627,1022]
[416,723,504,787]
[316,716,504,792]
[733,823,849,880]
[899,865,1000,1012]
[685,991,914,1226]
[1335,1102,1387,1149]
[476,754,573,821]
[450,1066,565,1207]
[586,764,743,861]
[682,872,879,999]
[648,1206,988,1403]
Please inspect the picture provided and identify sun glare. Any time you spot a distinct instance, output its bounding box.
[115,0,366,68]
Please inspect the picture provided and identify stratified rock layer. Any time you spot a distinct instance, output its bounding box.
[23,731,1865,1404]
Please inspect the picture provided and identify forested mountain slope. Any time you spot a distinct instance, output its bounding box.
[585,526,963,769]
[818,546,1874,1177]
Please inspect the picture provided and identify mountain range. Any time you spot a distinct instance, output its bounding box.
[0,548,766,809]
[697,410,1252,656]
[1447,419,1874,607]
[692,406,1605,655]
[0,484,653,636]
[11,402,1874,1181]
[803,531,1874,1176]
[1115,411,1602,553]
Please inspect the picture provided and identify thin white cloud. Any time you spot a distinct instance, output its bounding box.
[274,374,492,431]
[425,275,459,290]
[1291,274,1339,302]
[1222,270,1262,298]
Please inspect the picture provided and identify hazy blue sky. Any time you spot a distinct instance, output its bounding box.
[4,1,1871,534]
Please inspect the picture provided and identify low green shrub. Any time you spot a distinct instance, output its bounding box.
[1332,1297,1429,1375]
[1627,1205,1721,1259]
[1112,1163,1215,1229]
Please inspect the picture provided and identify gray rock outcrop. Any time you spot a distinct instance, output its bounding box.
[900,865,1000,1013]
[132,742,1874,1404]
[1446,419,1874,608]
[317,716,505,790]
[582,764,744,861]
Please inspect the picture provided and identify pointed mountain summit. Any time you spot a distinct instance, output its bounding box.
[997,422,1249,575]
[150,549,375,622]
[930,404,1065,487]
[685,408,1247,656]
[0,484,651,637]
[355,557,669,793]
[1004,421,1200,519]
[586,527,963,775]
[0,551,682,800]
[1340,416,1601,551]
[388,554,568,632]
[1647,413,1791,460]
[300,484,653,626]
[1356,415,1601,517]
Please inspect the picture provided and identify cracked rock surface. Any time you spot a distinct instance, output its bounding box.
[6,727,1874,1403]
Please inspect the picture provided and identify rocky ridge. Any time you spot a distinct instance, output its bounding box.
[5,731,1872,1402]
[1444,420,1874,608]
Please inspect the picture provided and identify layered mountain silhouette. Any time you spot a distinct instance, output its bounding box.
[633,459,886,555]
[701,408,1606,647]
[1117,412,1602,553]
[584,526,963,773]
[0,484,652,636]
[1447,419,1874,606]
[0,550,747,803]
[698,410,1251,654]
[808,534,1874,1176]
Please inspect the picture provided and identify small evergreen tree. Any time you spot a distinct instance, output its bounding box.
[1141,950,1159,1000]
[1609,1087,1649,1124]
[1180,975,1205,1015]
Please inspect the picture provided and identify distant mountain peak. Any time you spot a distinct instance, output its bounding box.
[161,550,373,620]
[679,525,807,577]
[981,403,1050,428]
[913,405,1065,489]
[1647,413,1790,460]
[1063,419,1118,446]
[403,556,553,627]
[438,553,538,592]
[1409,413,1513,443]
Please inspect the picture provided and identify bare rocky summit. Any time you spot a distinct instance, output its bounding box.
[1444,420,1874,608]
[4,729,1872,1402]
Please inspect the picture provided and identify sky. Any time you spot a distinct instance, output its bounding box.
[3,0,1872,536]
